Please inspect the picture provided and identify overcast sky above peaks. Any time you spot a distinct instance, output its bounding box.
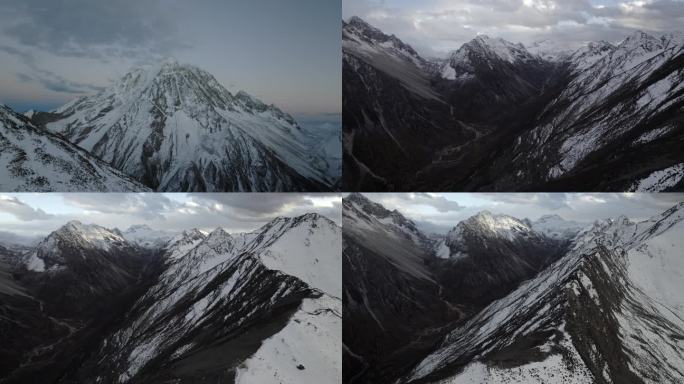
[0,193,342,239]
[0,0,341,118]
[360,193,684,234]
[343,0,684,57]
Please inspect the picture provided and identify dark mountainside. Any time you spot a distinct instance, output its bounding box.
[342,194,684,383]
[342,17,684,192]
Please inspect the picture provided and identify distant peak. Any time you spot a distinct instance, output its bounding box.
[538,214,564,221]
[126,224,153,231]
[183,228,205,237]
[207,227,230,238]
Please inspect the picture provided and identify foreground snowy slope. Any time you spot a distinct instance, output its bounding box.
[0,104,148,192]
[40,59,338,192]
[406,203,684,384]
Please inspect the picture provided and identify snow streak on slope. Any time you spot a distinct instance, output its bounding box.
[44,59,338,192]
[0,104,149,192]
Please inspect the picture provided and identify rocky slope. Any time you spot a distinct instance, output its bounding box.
[0,104,149,192]
[31,59,338,192]
[343,17,684,191]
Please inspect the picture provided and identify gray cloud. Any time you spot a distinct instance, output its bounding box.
[343,0,684,56]
[0,0,184,59]
[61,193,179,220]
[0,193,341,237]
[0,196,54,221]
[482,193,570,210]
[0,44,104,95]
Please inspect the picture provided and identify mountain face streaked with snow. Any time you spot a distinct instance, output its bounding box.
[343,17,684,192]
[0,105,149,192]
[10,59,339,192]
[342,194,684,384]
[0,214,341,383]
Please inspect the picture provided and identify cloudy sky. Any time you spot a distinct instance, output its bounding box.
[359,193,684,234]
[0,193,341,241]
[343,0,684,56]
[0,0,340,120]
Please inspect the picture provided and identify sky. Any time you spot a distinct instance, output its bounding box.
[359,193,684,234]
[0,193,342,241]
[343,0,684,57]
[0,0,341,118]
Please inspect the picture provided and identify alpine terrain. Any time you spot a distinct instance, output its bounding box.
[0,213,341,383]
[14,58,340,192]
[0,104,149,192]
[343,17,684,192]
[342,193,684,384]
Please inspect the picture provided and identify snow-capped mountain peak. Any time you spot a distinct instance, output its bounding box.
[439,34,538,80]
[43,59,338,192]
[459,35,535,63]
[25,221,130,272]
[458,210,531,238]
[526,39,573,61]
[119,224,175,249]
[530,214,585,240]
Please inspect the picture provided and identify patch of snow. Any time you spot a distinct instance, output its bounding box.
[629,163,684,192]
[235,295,341,384]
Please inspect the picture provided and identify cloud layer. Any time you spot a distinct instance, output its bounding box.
[0,193,341,237]
[0,0,341,115]
[343,0,684,56]
[361,193,684,234]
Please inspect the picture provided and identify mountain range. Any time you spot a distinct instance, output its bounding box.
[342,193,684,383]
[0,214,341,383]
[343,17,684,192]
[1,59,340,192]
